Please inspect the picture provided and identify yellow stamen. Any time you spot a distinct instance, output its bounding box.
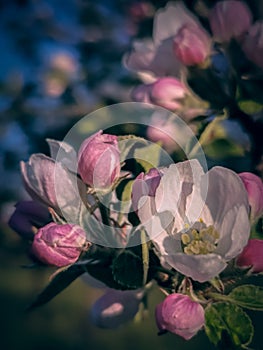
[181,223,220,255]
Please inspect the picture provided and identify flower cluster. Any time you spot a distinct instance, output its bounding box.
[9,127,263,347]
[8,1,263,349]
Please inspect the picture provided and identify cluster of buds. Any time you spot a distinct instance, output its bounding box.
[9,131,122,267]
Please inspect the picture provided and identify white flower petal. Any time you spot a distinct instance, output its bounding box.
[46,138,77,172]
[124,38,182,80]
[149,38,182,77]
[216,205,250,260]
[155,159,205,223]
[200,166,249,225]
[123,39,156,75]
[153,2,201,45]
[165,253,227,282]
[137,195,156,223]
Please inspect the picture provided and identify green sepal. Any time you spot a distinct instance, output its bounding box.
[205,302,254,349]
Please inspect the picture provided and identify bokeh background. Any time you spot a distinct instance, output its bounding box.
[0,1,262,349]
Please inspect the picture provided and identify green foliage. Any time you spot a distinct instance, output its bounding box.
[28,264,86,310]
[198,116,246,159]
[203,139,245,159]
[112,250,144,289]
[85,261,126,290]
[118,135,148,163]
[227,285,263,311]
[134,142,162,172]
[209,285,263,311]
[238,100,263,115]
[205,302,254,349]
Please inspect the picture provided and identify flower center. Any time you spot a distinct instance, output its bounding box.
[181,224,220,255]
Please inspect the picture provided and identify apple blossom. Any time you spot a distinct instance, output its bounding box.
[124,2,209,81]
[137,159,250,282]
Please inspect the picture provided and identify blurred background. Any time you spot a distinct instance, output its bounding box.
[0,1,262,349]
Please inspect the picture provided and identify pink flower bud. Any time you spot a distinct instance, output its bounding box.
[78,131,121,191]
[155,293,205,340]
[31,222,87,266]
[150,77,187,110]
[90,289,141,328]
[132,77,187,111]
[173,24,211,66]
[209,0,252,42]
[236,239,263,273]
[241,21,263,69]
[132,168,162,211]
[239,172,263,222]
[8,200,50,240]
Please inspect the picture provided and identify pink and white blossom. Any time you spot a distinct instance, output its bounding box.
[137,159,250,282]
[124,2,210,81]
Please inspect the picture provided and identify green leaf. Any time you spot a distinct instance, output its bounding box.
[238,100,263,115]
[118,135,147,163]
[209,285,263,311]
[205,302,254,348]
[85,261,127,290]
[28,264,85,310]
[112,250,144,289]
[204,139,245,159]
[133,143,162,172]
[228,285,263,311]
[197,116,247,159]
